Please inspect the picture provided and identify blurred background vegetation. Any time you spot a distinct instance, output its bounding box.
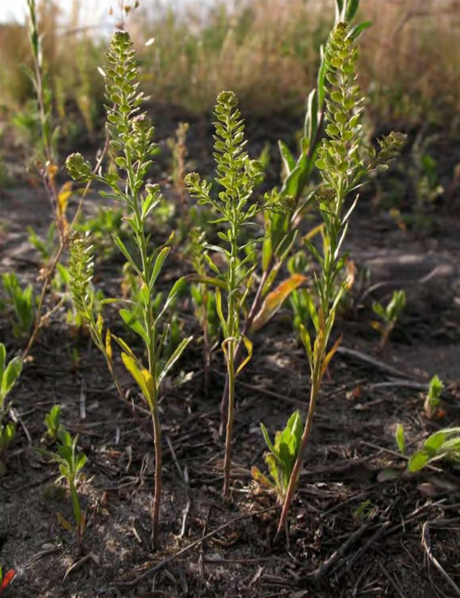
[1,0,460,205]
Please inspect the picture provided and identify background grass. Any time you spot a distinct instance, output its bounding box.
[1,0,460,137]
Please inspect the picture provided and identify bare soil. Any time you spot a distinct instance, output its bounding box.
[1,120,460,598]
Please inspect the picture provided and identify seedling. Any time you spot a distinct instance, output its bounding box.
[1,273,35,338]
[0,343,22,462]
[66,31,192,544]
[372,289,406,349]
[424,374,443,419]
[252,411,303,501]
[273,6,406,540]
[44,404,62,441]
[396,425,460,473]
[44,425,87,546]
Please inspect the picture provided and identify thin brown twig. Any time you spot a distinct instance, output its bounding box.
[115,505,279,588]
[422,521,460,597]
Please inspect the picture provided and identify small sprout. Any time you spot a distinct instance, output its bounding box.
[424,374,443,419]
[372,290,406,350]
[252,411,303,501]
[398,427,460,473]
[42,418,87,546]
[44,405,62,441]
[395,423,406,455]
[0,343,22,463]
[1,273,35,338]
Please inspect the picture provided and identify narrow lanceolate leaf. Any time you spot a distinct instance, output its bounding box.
[1,356,23,399]
[236,335,253,375]
[121,353,156,410]
[57,181,72,227]
[408,451,429,473]
[320,335,342,378]
[395,424,406,455]
[158,336,192,386]
[251,274,307,333]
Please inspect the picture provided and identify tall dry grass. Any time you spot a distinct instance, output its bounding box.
[0,0,459,132]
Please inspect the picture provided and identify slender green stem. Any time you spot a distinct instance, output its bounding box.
[223,342,236,497]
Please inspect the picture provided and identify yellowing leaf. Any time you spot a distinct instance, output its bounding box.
[57,181,73,230]
[121,353,156,410]
[251,274,307,333]
[320,335,342,378]
[105,329,113,363]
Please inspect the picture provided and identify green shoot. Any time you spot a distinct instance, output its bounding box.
[396,425,460,473]
[0,343,23,463]
[252,411,303,502]
[424,374,443,419]
[395,423,406,455]
[44,424,87,546]
[44,404,62,441]
[274,13,406,541]
[1,273,35,338]
[66,31,192,544]
[372,289,406,350]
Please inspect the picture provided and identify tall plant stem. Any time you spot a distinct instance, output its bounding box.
[223,343,236,496]
[219,255,274,435]
[151,402,162,545]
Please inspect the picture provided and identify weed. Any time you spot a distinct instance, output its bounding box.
[44,404,62,442]
[0,273,35,338]
[424,374,444,420]
[252,411,303,502]
[274,2,406,540]
[66,31,192,544]
[186,90,268,496]
[0,343,22,463]
[396,425,460,473]
[372,289,406,350]
[43,422,87,546]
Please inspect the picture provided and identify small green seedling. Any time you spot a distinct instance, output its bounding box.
[424,374,443,419]
[372,289,406,349]
[0,343,22,462]
[396,425,460,472]
[44,423,87,546]
[44,404,62,441]
[1,273,35,337]
[252,411,303,502]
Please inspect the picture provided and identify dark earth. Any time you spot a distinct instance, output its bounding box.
[1,107,460,598]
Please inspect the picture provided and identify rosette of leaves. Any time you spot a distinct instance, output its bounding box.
[66,31,191,544]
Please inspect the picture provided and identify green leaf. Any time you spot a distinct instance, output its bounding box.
[149,246,170,289]
[395,424,406,455]
[1,356,22,400]
[0,344,5,389]
[157,336,192,386]
[260,423,278,459]
[408,450,429,473]
[423,431,446,456]
[119,308,150,344]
